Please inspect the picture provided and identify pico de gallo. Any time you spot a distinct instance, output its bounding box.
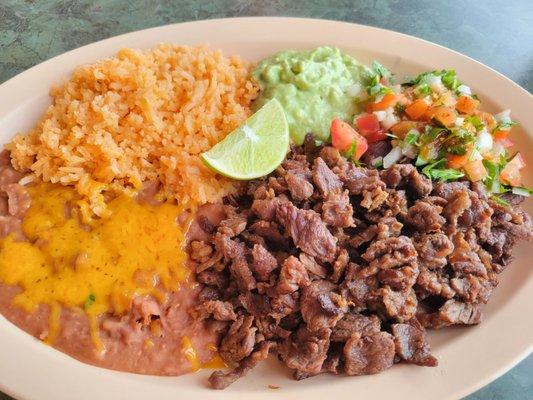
[330,61,531,204]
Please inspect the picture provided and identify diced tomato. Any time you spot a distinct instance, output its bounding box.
[492,130,510,140]
[371,93,398,111]
[355,114,380,135]
[428,106,456,127]
[331,119,355,150]
[500,167,521,186]
[478,112,497,131]
[463,159,488,182]
[354,139,369,160]
[447,153,469,169]
[496,138,513,148]
[508,152,526,169]
[390,121,418,138]
[500,153,525,186]
[380,77,389,86]
[355,113,387,143]
[455,95,480,115]
[405,99,430,120]
[330,118,368,160]
[365,129,388,143]
[446,144,474,169]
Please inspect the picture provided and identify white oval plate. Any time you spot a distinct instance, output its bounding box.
[0,17,531,400]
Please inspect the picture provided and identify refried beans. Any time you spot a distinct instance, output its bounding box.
[0,150,228,375]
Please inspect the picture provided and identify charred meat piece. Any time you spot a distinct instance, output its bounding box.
[343,331,395,375]
[391,320,437,366]
[276,202,337,262]
[191,142,531,389]
[209,341,276,389]
[312,157,342,194]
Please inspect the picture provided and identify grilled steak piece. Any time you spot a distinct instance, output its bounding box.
[391,320,438,366]
[276,202,337,262]
[189,139,531,389]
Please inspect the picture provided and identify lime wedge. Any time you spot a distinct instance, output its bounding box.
[201,99,289,180]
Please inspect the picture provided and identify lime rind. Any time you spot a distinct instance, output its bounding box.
[201,99,289,180]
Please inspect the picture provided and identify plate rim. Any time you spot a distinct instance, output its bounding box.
[0,16,531,400]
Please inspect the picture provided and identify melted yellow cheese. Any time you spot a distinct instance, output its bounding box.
[202,353,227,370]
[0,183,190,345]
[181,337,227,371]
[181,336,201,372]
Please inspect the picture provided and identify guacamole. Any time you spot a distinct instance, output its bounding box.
[252,46,373,145]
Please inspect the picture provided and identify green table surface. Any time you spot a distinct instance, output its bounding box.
[0,1,531,399]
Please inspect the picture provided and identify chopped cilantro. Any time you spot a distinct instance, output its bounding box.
[443,128,475,155]
[421,158,445,173]
[403,71,436,87]
[421,159,464,182]
[490,194,510,207]
[422,126,446,143]
[446,145,467,156]
[404,69,460,90]
[415,83,431,97]
[415,154,429,166]
[344,139,358,160]
[84,293,96,309]
[499,152,509,166]
[493,120,518,132]
[451,146,469,156]
[483,159,506,193]
[368,83,393,98]
[441,69,460,90]
[465,115,484,131]
[430,169,465,182]
[404,130,419,145]
[351,158,363,167]
[416,129,444,165]
[449,127,473,139]
[371,158,384,168]
[372,61,392,82]
[394,102,405,114]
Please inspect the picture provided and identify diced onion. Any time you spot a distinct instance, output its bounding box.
[512,187,531,197]
[402,144,417,159]
[375,93,385,103]
[476,129,493,154]
[456,84,471,95]
[438,92,457,107]
[494,109,511,123]
[391,84,402,94]
[491,141,506,158]
[455,117,465,127]
[373,110,387,121]
[381,107,398,129]
[426,74,445,94]
[383,146,403,169]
